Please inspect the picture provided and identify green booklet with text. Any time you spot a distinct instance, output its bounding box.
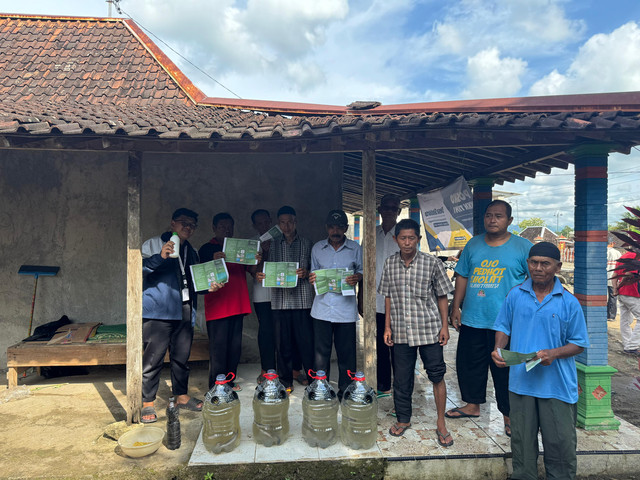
[259,225,283,243]
[262,261,299,288]
[223,237,260,265]
[190,259,229,292]
[497,348,541,372]
[313,268,354,296]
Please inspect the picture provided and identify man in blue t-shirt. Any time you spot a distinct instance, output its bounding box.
[492,242,589,480]
[446,200,532,437]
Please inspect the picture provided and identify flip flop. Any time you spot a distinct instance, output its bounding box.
[377,390,392,398]
[140,406,157,424]
[505,424,511,437]
[445,407,480,419]
[177,397,203,412]
[437,430,454,447]
[389,423,411,437]
[232,384,243,392]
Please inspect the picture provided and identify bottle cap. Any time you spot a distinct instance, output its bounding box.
[215,372,235,385]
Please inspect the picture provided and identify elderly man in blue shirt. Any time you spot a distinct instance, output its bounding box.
[492,242,589,480]
[309,209,363,399]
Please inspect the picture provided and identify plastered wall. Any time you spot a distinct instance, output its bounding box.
[0,149,344,369]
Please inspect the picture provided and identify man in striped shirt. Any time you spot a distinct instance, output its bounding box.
[379,218,454,446]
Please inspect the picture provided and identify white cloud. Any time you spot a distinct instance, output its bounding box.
[461,48,527,98]
[530,21,640,95]
[432,0,584,58]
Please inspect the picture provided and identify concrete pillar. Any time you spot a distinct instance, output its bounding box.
[572,144,619,430]
[470,178,494,235]
[354,215,361,244]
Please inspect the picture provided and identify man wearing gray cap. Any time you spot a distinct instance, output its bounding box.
[492,242,589,480]
[309,209,363,398]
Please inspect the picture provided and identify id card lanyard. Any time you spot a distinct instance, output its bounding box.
[177,245,190,303]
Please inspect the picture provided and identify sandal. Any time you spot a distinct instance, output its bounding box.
[504,424,511,437]
[295,372,309,386]
[389,423,411,437]
[140,406,157,424]
[177,397,203,412]
[232,384,243,392]
[437,430,454,447]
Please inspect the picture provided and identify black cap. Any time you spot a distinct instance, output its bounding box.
[326,209,348,226]
[529,242,560,261]
[277,205,296,217]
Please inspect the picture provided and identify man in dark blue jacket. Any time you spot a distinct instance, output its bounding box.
[140,208,203,423]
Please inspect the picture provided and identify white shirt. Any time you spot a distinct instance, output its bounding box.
[376,224,400,313]
[252,234,271,303]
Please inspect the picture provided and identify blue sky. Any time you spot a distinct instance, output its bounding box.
[4,0,640,230]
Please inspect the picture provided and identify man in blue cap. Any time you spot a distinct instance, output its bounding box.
[492,242,589,480]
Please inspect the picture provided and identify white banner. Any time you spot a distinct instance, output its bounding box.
[417,176,473,252]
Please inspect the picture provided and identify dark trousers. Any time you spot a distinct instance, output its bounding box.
[510,392,577,480]
[456,324,510,416]
[607,286,618,319]
[376,312,394,391]
[393,342,446,424]
[206,314,244,389]
[313,318,356,397]
[254,302,276,372]
[142,315,194,402]
[273,309,314,387]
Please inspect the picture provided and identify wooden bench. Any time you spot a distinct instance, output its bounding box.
[6,335,210,388]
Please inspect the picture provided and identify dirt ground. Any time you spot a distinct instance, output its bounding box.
[1,320,639,480]
[604,317,640,429]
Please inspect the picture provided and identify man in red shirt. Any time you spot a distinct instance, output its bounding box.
[613,250,640,355]
[199,212,255,390]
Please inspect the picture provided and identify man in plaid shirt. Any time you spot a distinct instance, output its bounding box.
[378,219,454,446]
[257,205,315,391]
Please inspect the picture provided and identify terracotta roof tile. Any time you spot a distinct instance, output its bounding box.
[0,15,192,106]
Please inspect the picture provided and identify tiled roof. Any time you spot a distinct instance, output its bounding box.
[2,98,640,141]
[0,15,194,105]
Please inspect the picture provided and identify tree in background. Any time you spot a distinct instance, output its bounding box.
[559,225,573,237]
[609,206,640,234]
[518,217,546,231]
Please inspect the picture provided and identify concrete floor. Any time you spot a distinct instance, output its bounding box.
[2,327,640,479]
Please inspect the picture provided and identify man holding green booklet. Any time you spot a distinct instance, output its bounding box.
[257,206,315,392]
[492,242,589,480]
[309,209,363,399]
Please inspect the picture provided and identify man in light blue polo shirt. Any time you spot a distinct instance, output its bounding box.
[492,242,589,480]
[309,209,363,398]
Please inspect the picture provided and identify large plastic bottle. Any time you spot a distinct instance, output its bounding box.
[165,396,181,450]
[340,370,378,449]
[302,370,339,448]
[202,373,241,454]
[169,232,180,258]
[252,369,289,446]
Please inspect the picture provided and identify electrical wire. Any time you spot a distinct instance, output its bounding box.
[117,6,242,99]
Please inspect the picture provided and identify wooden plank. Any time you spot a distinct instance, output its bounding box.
[7,367,18,389]
[126,151,143,424]
[6,337,209,367]
[362,148,377,389]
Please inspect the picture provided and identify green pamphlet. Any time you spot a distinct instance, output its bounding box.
[189,259,229,292]
[313,268,354,296]
[262,262,299,288]
[341,269,355,296]
[223,237,260,265]
[259,225,283,243]
[497,348,541,372]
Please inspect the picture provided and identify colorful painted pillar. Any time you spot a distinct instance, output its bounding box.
[572,145,619,430]
[410,197,421,251]
[470,177,494,235]
[354,215,361,245]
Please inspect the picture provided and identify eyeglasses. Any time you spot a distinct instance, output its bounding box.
[177,220,197,230]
